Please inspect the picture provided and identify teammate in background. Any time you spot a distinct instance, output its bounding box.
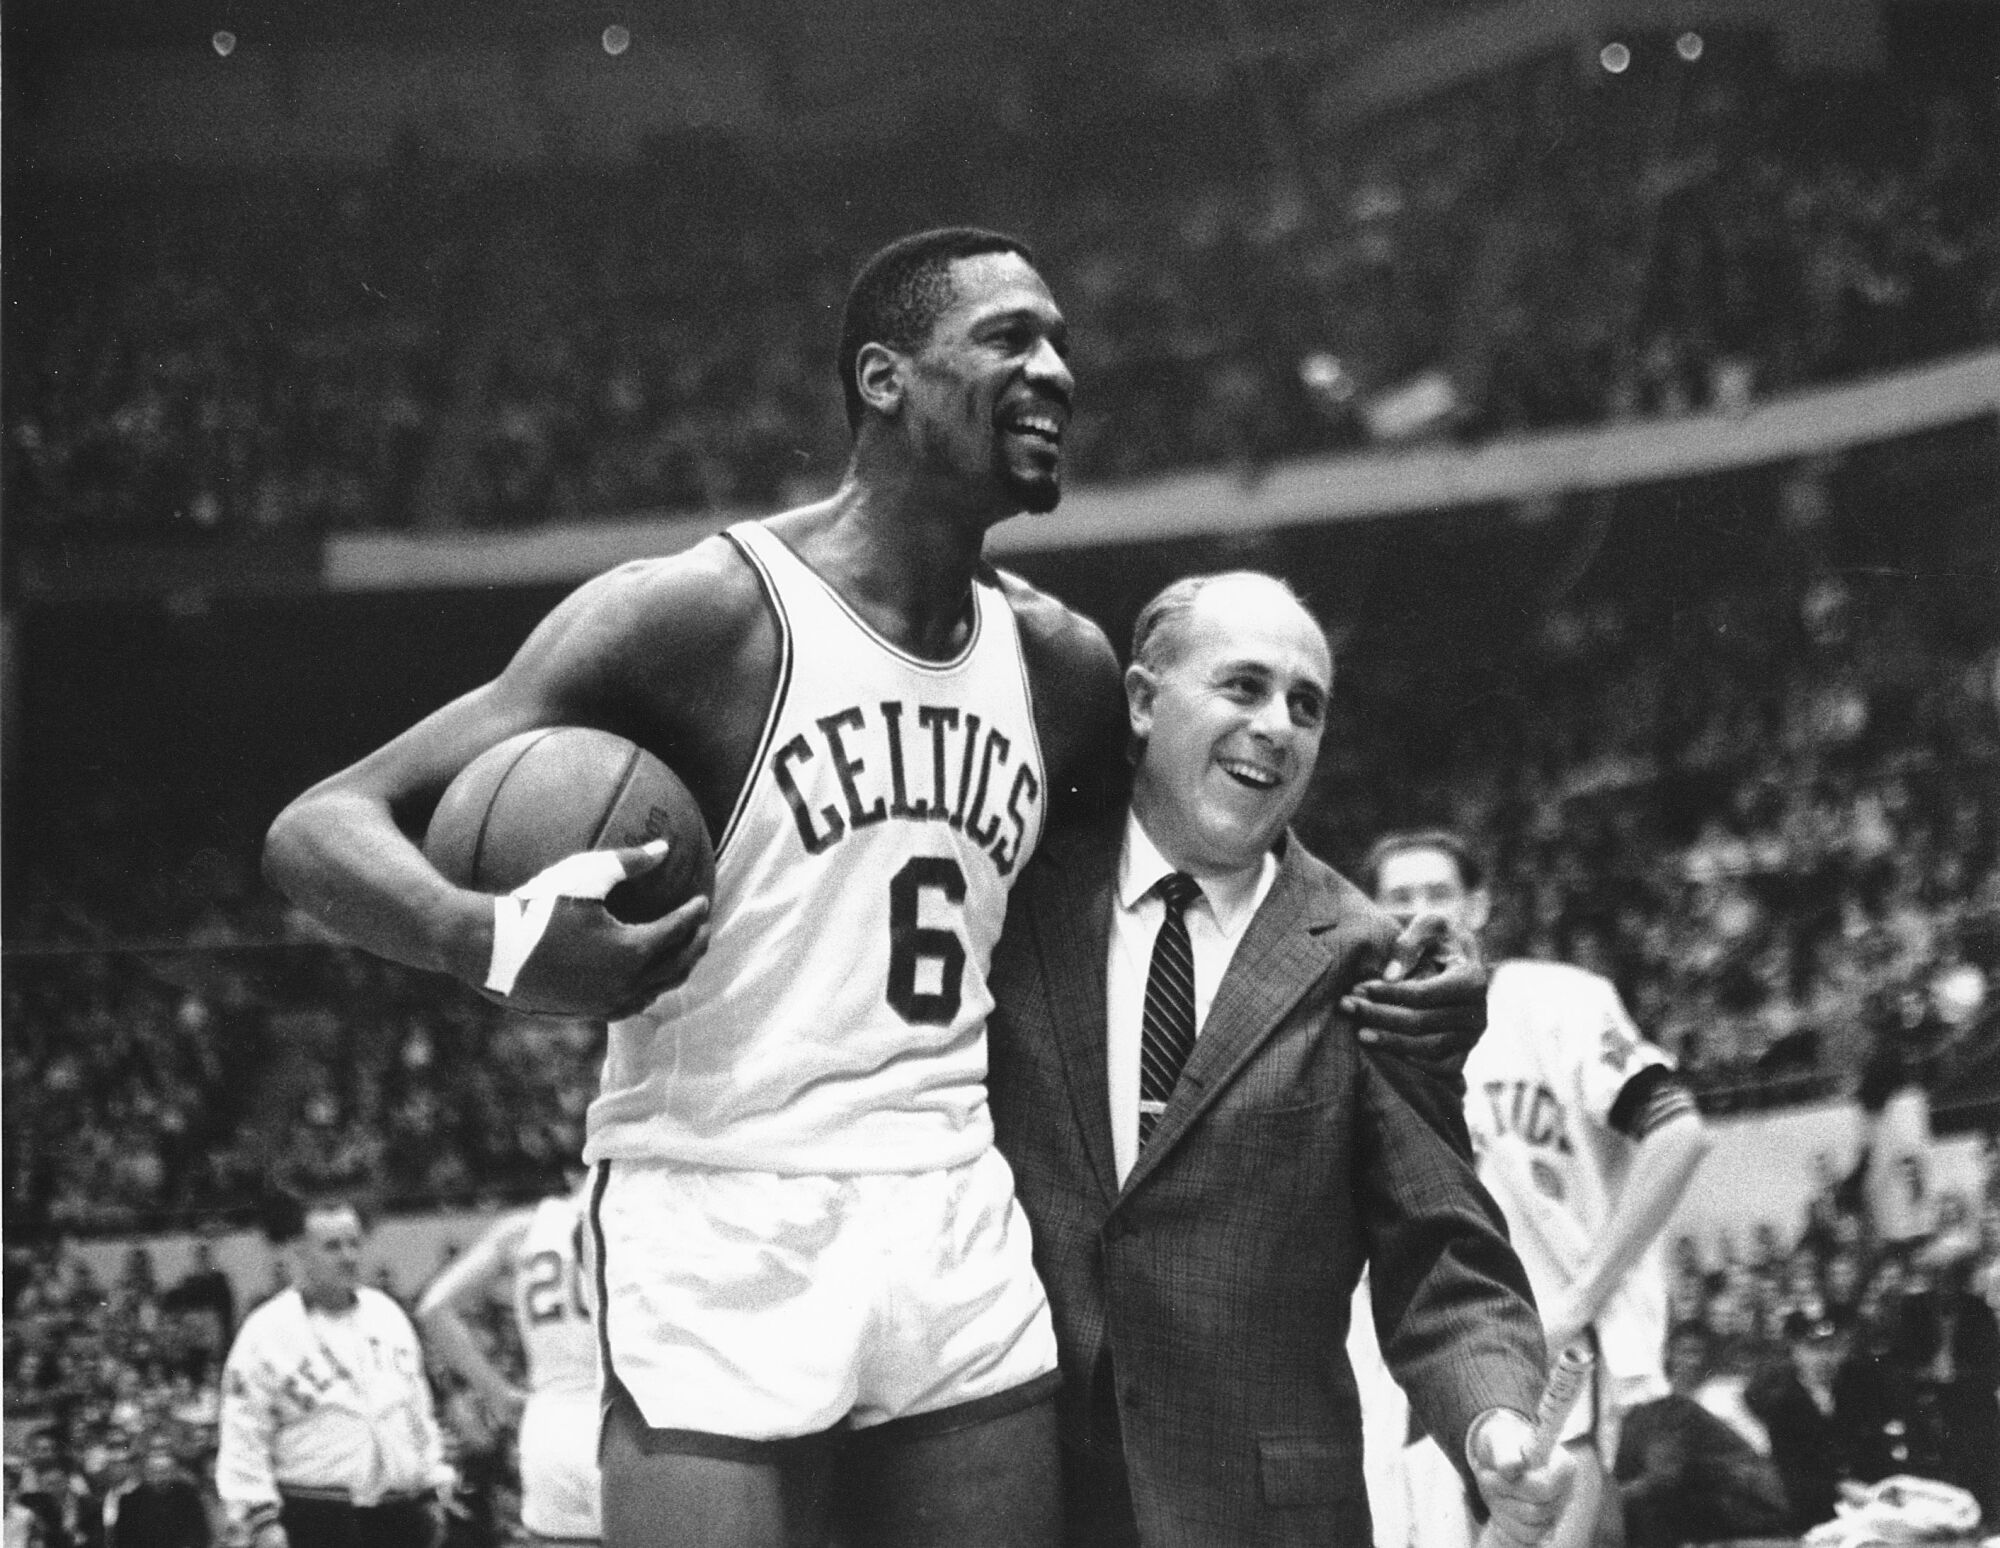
[216,1194,454,1548]
[264,228,1484,1548]
[417,1179,599,1545]
[1353,831,1712,1548]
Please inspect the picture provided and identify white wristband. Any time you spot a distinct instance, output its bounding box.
[481,843,666,998]
[485,894,559,997]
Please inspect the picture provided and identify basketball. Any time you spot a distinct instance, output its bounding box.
[423,727,715,924]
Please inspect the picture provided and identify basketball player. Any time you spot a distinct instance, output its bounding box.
[265,228,1484,1548]
[1352,831,1713,1548]
[417,1178,599,1544]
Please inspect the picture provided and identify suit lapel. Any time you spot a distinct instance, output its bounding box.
[1031,823,1123,1205]
[1119,838,1362,1193]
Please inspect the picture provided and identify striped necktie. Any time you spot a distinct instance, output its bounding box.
[1138,872,1202,1147]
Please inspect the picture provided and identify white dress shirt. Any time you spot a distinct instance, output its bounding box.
[1106,811,1277,1183]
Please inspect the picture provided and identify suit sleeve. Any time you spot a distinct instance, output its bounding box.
[1356,1043,1546,1483]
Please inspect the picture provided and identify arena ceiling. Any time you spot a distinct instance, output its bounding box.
[3,0,1389,60]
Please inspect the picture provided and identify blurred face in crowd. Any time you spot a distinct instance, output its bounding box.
[294,1204,364,1309]
[1665,1329,1710,1394]
[1373,843,1490,937]
[1706,1289,1751,1340]
[1128,575,1330,879]
[1790,1325,1845,1388]
[889,251,1073,519]
[142,1447,178,1489]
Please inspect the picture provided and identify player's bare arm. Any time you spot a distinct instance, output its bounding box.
[997,568,1129,828]
[263,535,781,1018]
[417,1211,534,1428]
[1540,1101,1710,1353]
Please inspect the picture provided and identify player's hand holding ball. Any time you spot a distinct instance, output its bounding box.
[425,728,715,1019]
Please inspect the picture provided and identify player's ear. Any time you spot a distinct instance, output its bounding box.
[854,342,905,419]
[1467,887,1493,935]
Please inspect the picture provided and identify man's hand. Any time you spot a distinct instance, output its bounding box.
[1469,1409,1576,1548]
[1342,911,1488,1079]
[497,841,712,1019]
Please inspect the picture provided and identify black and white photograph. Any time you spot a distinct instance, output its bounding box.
[4,1,1997,1544]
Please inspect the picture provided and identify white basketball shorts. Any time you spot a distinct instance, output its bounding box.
[589,1146,1058,1445]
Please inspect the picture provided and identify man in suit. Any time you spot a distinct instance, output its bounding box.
[986,571,1569,1548]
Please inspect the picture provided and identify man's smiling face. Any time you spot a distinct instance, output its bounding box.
[1128,575,1331,879]
[900,250,1073,516]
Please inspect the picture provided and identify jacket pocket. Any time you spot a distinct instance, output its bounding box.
[1257,1436,1350,1508]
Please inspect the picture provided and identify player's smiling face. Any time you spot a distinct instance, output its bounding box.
[904,252,1073,516]
[1129,577,1329,879]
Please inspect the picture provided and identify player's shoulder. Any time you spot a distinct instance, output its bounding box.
[356,1285,417,1326]
[1493,957,1618,1004]
[567,533,766,644]
[517,532,774,698]
[231,1287,302,1341]
[986,564,1119,677]
[986,564,1127,813]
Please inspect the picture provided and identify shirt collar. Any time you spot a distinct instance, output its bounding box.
[1118,808,1273,935]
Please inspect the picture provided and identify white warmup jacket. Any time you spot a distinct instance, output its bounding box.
[215,1286,453,1525]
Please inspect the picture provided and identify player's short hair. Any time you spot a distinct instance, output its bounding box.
[1129,571,1316,675]
[838,227,1038,434]
[261,1184,369,1245]
[1360,829,1488,896]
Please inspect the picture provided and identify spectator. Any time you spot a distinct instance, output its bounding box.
[1617,1323,1791,1548]
[1745,1312,1856,1532]
[164,1241,235,1347]
[1900,1237,2000,1520]
[13,1430,89,1548]
[102,1438,209,1548]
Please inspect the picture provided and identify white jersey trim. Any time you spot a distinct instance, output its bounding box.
[738,523,985,675]
[716,525,797,862]
[993,570,1050,826]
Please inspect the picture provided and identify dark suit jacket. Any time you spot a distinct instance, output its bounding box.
[987,819,1545,1547]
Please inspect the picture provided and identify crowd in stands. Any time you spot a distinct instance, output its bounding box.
[2,945,599,1236]
[1307,434,2000,1110]
[3,1243,230,1546]
[6,42,1995,538]
[1,1229,534,1546]
[1625,1137,2000,1541]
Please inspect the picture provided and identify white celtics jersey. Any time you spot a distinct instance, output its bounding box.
[1463,959,1674,1384]
[511,1191,599,1542]
[586,520,1047,1175]
[512,1192,595,1399]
